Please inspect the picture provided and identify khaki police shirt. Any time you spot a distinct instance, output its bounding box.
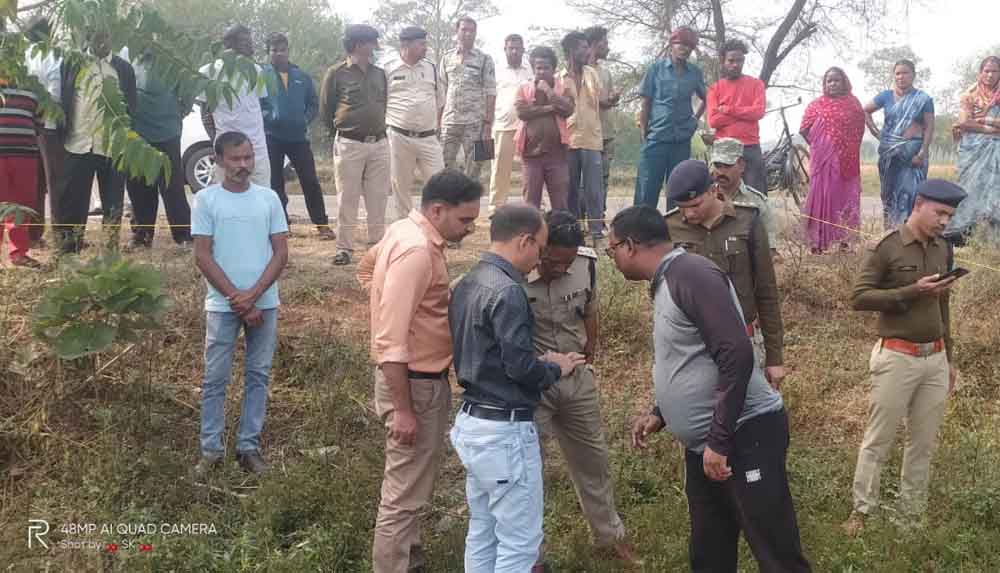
[523,247,598,355]
[665,201,784,366]
[851,224,953,359]
[722,181,777,248]
[440,48,497,127]
[383,57,445,133]
[319,59,387,140]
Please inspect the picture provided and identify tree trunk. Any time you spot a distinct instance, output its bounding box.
[710,0,726,55]
[758,0,813,86]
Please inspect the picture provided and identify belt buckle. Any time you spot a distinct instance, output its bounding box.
[915,342,935,357]
[364,135,377,144]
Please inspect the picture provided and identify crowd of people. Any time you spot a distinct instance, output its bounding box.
[1,13,997,573]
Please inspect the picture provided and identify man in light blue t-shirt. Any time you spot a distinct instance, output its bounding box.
[191,131,289,478]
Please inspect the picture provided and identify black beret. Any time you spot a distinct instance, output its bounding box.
[916,179,966,208]
[666,160,713,203]
[399,26,427,42]
[345,24,380,43]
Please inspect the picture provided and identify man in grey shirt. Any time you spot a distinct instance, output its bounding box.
[605,201,810,573]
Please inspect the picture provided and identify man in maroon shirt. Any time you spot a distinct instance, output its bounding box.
[707,39,767,194]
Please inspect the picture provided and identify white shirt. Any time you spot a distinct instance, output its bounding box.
[25,48,62,130]
[65,57,118,156]
[493,62,533,132]
[382,56,444,132]
[198,59,269,159]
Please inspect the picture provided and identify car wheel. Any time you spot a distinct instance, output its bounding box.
[184,144,215,192]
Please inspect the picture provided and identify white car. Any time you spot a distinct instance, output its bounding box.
[179,111,216,191]
[179,112,292,191]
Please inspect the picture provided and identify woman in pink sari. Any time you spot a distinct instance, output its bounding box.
[800,67,866,253]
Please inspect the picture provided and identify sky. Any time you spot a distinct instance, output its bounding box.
[335,0,1000,140]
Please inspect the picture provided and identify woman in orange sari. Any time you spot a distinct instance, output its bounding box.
[945,56,1000,245]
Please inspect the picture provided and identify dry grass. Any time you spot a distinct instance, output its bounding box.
[1,210,999,571]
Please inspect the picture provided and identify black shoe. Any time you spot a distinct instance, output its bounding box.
[236,451,268,475]
[126,238,153,251]
[192,454,223,482]
[333,251,351,266]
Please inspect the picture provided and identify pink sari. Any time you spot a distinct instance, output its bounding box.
[800,72,866,251]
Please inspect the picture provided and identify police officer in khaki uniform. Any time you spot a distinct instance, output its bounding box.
[665,160,786,388]
[384,26,446,222]
[710,137,778,253]
[440,17,497,181]
[320,24,390,266]
[523,210,639,568]
[842,179,966,537]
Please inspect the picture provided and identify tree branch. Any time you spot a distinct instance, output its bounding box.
[774,22,817,66]
[709,0,725,52]
[18,0,59,12]
[759,0,807,86]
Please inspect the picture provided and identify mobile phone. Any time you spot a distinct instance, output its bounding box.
[938,267,970,281]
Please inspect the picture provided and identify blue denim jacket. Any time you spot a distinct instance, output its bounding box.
[449,252,561,410]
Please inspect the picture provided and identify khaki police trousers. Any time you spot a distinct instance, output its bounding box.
[334,137,389,254]
[851,341,949,516]
[388,130,444,222]
[487,129,517,215]
[441,122,484,181]
[372,369,451,573]
[535,365,625,546]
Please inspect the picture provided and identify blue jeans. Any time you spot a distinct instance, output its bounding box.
[568,148,606,238]
[634,139,691,209]
[200,309,278,456]
[450,410,544,572]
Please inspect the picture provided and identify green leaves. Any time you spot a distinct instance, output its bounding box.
[33,254,170,360]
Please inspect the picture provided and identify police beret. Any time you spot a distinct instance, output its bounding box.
[917,179,966,208]
[345,24,380,42]
[667,160,713,203]
[399,26,427,42]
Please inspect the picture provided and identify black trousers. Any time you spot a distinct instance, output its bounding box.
[742,144,768,195]
[56,151,126,253]
[266,137,329,226]
[126,137,191,245]
[685,409,811,573]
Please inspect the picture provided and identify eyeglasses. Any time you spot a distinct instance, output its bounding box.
[604,238,630,258]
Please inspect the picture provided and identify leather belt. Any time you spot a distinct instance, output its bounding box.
[881,338,944,357]
[389,125,437,138]
[461,402,534,422]
[407,369,449,380]
[338,131,386,143]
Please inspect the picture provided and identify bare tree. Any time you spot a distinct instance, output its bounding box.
[857,45,930,95]
[566,0,896,87]
[372,0,498,63]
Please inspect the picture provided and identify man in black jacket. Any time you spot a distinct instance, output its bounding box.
[449,204,585,571]
[55,28,137,254]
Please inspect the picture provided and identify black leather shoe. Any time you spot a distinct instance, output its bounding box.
[192,454,223,482]
[236,451,268,475]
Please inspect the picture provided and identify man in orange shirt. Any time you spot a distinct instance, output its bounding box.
[707,39,767,194]
[358,169,482,573]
